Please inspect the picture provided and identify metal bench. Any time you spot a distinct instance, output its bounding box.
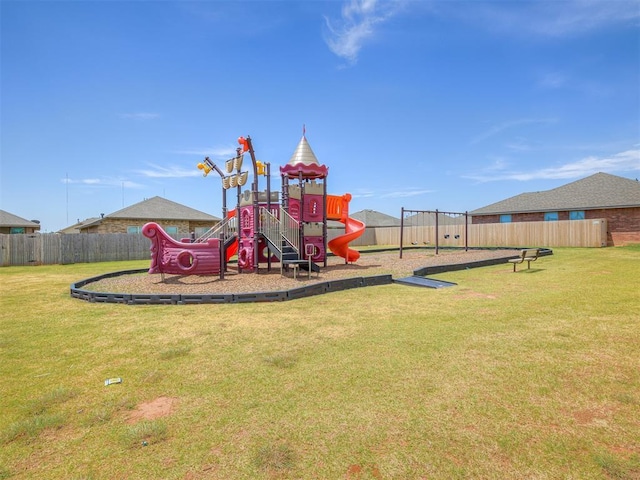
[508,248,541,272]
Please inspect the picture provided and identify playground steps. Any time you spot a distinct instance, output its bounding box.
[282,258,321,274]
[280,243,298,263]
[264,235,321,274]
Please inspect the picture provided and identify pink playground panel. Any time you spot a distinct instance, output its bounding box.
[142,222,221,275]
[303,236,325,262]
[288,195,324,222]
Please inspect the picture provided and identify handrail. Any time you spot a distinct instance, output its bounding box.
[279,208,300,254]
[195,215,237,243]
[259,207,282,254]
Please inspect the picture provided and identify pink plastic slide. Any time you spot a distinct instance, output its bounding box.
[326,193,365,262]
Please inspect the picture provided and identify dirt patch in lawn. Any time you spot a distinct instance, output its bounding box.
[126,396,178,424]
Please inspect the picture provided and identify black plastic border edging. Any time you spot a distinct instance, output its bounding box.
[70,271,395,305]
[70,248,553,305]
[413,248,554,276]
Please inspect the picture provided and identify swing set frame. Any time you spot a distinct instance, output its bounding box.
[399,208,469,258]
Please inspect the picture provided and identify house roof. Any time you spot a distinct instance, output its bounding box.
[351,209,401,227]
[58,217,100,234]
[81,196,220,228]
[470,172,640,215]
[0,209,41,228]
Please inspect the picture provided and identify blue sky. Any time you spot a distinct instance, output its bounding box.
[2,0,639,232]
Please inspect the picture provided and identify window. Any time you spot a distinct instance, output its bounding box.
[127,226,142,234]
[194,227,209,236]
[544,212,559,221]
[570,211,585,220]
[10,227,26,234]
[165,226,178,236]
[499,214,512,223]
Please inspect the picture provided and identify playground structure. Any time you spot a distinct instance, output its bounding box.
[399,208,469,257]
[143,134,365,276]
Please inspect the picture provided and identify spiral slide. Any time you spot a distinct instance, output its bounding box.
[327,194,365,262]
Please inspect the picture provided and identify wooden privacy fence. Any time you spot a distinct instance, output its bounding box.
[344,218,608,249]
[2,219,607,266]
[0,233,152,266]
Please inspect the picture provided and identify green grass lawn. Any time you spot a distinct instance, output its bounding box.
[1,247,639,479]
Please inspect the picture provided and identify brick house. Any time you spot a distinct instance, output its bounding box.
[469,172,640,246]
[0,209,41,234]
[75,196,221,237]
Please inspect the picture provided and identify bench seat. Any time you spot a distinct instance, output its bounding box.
[508,248,541,272]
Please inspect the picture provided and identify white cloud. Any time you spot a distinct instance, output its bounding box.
[174,146,239,157]
[453,0,640,38]
[119,112,160,120]
[381,188,434,198]
[351,188,376,198]
[61,177,144,188]
[135,164,202,179]
[538,71,568,89]
[465,148,640,182]
[472,118,557,144]
[527,1,640,37]
[351,186,433,199]
[505,139,533,152]
[322,1,638,64]
[323,0,405,65]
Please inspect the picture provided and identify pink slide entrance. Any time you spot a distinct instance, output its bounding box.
[327,194,365,262]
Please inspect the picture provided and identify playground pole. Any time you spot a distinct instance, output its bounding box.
[400,207,405,259]
[435,209,439,255]
[266,162,272,271]
[465,211,469,251]
[200,156,228,270]
[246,136,260,273]
[323,175,328,267]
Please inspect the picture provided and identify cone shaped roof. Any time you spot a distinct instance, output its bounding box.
[280,135,328,179]
[288,136,320,166]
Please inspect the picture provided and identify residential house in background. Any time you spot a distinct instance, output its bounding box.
[72,196,221,237]
[469,172,640,246]
[0,209,41,234]
[57,217,100,234]
[351,209,401,227]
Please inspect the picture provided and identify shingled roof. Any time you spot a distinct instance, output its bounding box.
[470,172,640,215]
[351,209,401,227]
[81,196,220,228]
[0,210,41,228]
